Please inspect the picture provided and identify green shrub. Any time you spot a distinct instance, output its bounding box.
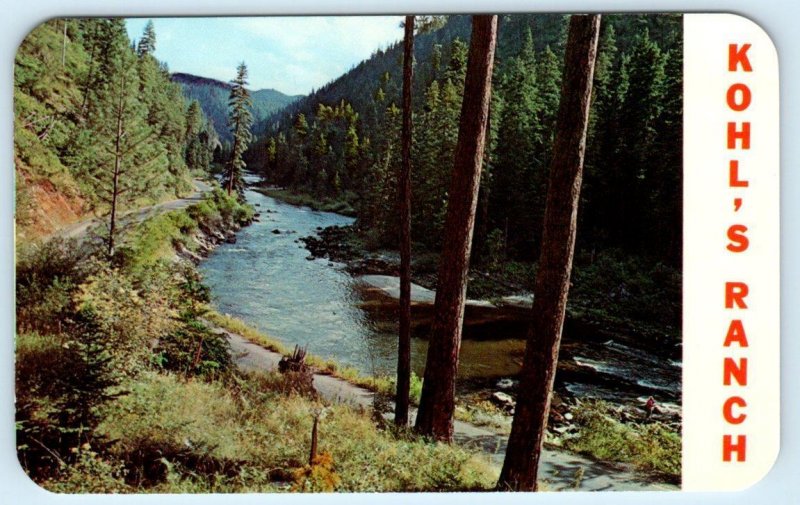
[119,210,197,272]
[569,250,681,341]
[16,237,93,334]
[16,325,125,480]
[409,372,424,405]
[43,446,130,493]
[562,400,680,480]
[155,319,232,379]
[74,266,175,375]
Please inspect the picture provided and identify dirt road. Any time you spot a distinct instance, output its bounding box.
[56,179,214,240]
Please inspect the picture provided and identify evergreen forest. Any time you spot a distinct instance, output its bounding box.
[13,14,684,494]
[255,14,682,268]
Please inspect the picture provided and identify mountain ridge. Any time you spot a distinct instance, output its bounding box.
[171,72,303,142]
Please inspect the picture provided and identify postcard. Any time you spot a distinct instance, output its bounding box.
[12,12,779,493]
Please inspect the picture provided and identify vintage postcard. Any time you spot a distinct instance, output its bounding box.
[12,13,779,493]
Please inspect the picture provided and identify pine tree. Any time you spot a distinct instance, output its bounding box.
[395,14,414,427]
[498,14,601,491]
[74,29,166,257]
[224,62,254,197]
[136,20,156,57]
[185,100,213,172]
[581,22,620,253]
[607,28,667,249]
[489,40,539,259]
[415,15,498,442]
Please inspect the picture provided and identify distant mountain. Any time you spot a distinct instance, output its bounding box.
[171,72,302,142]
[262,14,682,134]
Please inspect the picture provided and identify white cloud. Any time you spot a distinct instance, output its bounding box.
[127,16,404,95]
[233,16,402,93]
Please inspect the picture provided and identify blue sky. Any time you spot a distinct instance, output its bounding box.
[125,16,404,96]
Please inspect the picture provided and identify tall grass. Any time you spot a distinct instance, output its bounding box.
[86,371,497,493]
[562,400,680,481]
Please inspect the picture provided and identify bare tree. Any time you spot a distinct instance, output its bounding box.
[498,14,601,491]
[415,14,498,441]
[395,14,415,427]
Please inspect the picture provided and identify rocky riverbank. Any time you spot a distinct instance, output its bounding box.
[297,223,681,433]
[174,211,257,264]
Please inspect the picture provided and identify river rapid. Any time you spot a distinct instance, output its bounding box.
[200,183,681,413]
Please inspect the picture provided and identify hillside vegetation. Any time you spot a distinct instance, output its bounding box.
[14,20,214,241]
[172,72,302,143]
[249,14,683,344]
[15,187,497,492]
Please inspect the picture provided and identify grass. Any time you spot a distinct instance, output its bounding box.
[205,310,290,355]
[121,188,254,273]
[454,399,513,434]
[84,370,497,493]
[205,310,397,397]
[206,311,514,433]
[561,400,681,481]
[253,188,357,217]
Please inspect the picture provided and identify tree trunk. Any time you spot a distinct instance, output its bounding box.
[498,14,601,491]
[227,130,239,196]
[81,23,100,116]
[395,15,415,427]
[415,14,497,441]
[108,72,126,258]
[474,102,493,263]
[61,20,67,68]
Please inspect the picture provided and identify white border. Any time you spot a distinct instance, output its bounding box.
[683,13,780,490]
[3,1,799,504]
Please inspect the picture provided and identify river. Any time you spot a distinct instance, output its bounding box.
[200,184,681,412]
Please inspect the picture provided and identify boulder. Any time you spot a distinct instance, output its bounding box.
[491,391,516,411]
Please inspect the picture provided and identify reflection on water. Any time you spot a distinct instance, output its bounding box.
[200,184,680,405]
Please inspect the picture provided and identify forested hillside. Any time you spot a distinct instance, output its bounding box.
[252,13,681,263]
[14,20,217,241]
[172,72,301,143]
[15,15,684,493]
[250,13,682,339]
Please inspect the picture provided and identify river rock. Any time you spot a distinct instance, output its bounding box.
[491,391,516,411]
[211,230,226,243]
[496,378,517,390]
[174,242,204,264]
[272,229,282,234]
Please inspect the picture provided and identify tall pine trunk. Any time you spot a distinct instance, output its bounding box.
[227,131,239,196]
[395,14,415,427]
[498,14,601,491]
[108,70,126,258]
[415,14,497,441]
